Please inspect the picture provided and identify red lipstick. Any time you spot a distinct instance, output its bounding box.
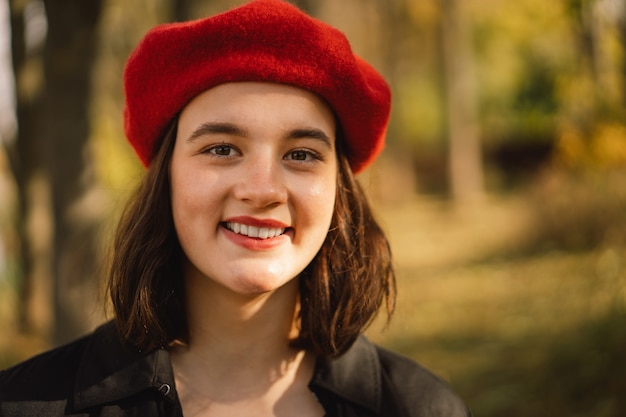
[222,216,289,228]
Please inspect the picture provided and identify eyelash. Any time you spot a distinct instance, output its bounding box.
[200,144,323,163]
[209,144,237,156]
[285,149,323,162]
[200,144,240,158]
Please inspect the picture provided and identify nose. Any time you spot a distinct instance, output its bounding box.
[232,156,288,208]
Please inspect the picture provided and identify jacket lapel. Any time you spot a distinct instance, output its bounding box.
[310,335,381,414]
[71,322,177,412]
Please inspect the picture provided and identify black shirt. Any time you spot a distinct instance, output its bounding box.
[0,322,470,416]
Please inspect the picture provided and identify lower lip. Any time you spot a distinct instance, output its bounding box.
[222,225,290,251]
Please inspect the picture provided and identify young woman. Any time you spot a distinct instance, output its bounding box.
[0,1,470,416]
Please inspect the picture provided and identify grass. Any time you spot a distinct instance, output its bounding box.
[365,193,626,417]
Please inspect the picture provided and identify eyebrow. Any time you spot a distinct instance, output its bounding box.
[186,122,333,149]
[186,122,248,142]
[287,128,333,149]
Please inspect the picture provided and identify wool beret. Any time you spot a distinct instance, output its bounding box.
[123,0,391,173]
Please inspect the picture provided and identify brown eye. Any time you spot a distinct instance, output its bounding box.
[212,145,233,156]
[285,149,322,162]
[289,150,309,161]
[203,144,240,158]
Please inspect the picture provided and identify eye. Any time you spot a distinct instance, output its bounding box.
[285,149,322,162]
[203,144,240,157]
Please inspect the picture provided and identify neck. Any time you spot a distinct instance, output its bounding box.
[172,266,304,385]
[170,267,323,416]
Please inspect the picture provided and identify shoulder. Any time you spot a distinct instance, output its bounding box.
[373,342,471,417]
[0,333,90,401]
[0,322,126,417]
[313,336,471,417]
[0,332,92,416]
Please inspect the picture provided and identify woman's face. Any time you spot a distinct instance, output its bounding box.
[170,82,337,296]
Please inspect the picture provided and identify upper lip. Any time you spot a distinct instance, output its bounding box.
[222,216,290,229]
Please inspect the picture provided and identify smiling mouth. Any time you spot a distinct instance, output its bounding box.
[224,222,287,239]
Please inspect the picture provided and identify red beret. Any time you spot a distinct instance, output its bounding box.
[123,0,391,173]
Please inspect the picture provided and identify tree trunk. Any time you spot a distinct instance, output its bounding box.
[438,0,484,203]
[41,0,104,345]
[172,0,193,21]
[588,0,625,113]
[621,6,626,110]
[568,0,603,127]
[7,0,52,337]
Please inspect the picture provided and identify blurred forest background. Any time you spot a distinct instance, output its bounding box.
[0,0,625,415]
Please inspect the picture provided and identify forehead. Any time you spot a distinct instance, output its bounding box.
[178,82,337,131]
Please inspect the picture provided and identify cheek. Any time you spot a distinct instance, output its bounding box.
[170,168,217,230]
[170,173,194,220]
[316,183,337,215]
[170,185,195,244]
[171,159,220,205]
[303,175,337,227]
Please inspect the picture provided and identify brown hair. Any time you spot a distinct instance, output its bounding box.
[108,121,396,356]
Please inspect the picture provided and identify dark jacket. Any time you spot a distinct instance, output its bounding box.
[0,322,470,416]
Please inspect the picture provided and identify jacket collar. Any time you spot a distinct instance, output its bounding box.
[72,322,381,413]
[310,336,382,413]
[72,322,178,412]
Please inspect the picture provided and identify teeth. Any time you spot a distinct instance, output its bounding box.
[226,222,285,239]
[248,226,259,238]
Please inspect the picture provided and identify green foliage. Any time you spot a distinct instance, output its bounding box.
[471,0,576,145]
[395,0,625,160]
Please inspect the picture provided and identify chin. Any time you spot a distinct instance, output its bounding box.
[226,271,300,297]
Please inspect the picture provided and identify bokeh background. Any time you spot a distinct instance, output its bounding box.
[0,0,625,415]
